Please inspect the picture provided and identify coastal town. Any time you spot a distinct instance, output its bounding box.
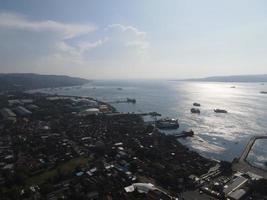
[1,0,267,198]
[0,91,266,200]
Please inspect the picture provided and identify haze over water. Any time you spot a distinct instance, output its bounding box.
[39,80,267,162]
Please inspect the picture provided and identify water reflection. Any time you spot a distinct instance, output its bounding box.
[30,80,267,161]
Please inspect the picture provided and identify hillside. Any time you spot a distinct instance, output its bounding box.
[0,73,90,91]
[183,74,267,82]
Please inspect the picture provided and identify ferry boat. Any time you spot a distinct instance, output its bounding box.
[127,98,136,103]
[175,130,194,138]
[155,118,179,129]
[214,109,228,113]
[191,108,200,114]
[193,102,201,107]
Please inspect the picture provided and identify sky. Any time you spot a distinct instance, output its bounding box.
[0,0,267,79]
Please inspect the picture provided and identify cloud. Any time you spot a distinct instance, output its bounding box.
[0,12,98,74]
[0,12,151,78]
[107,24,146,38]
[0,12,96,39]
[107,23,150,55]
[77,37,109,53]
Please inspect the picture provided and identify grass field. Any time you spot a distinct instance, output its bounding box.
[26,157,90,186]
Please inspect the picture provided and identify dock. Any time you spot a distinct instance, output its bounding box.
[232,136,267,179]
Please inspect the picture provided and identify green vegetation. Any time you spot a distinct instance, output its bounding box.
[0,157,90,199]
[26,157,90,186]
[0,73,89,91]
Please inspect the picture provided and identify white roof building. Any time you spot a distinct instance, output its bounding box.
[124,183,156,194]
[81,108,99,115]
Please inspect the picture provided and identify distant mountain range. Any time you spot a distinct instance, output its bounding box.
[182,74,267,82]
[0,73,90,91]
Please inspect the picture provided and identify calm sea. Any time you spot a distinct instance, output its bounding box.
[36,80,267,164]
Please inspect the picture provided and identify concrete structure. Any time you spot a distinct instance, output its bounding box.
[232,136,267,179]
[228,189,248,200]
[124,183,174,200]
[223,176,248,196]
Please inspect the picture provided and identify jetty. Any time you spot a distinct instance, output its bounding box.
[232,136,267,179]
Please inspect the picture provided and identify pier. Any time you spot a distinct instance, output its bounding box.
[232,136,267,179]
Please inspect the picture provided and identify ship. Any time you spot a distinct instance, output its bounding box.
[127,98,136,103]
[191,108,200,114]
[260,91,267,94]
[155,118,179,129]
[175,130,194,138]
[214,109,228,113]
[193,102,201,107]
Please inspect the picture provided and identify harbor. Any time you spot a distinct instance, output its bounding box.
[31,80,267,162]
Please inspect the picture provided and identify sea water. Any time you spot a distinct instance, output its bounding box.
[36,80,267,164]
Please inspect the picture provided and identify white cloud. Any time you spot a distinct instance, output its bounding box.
[77,37,109,53]
[107,24,146,38]
[0,12,96,39]
[0,12,152,78]
[107,23,150,55]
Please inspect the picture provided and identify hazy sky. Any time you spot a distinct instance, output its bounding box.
[0,0,267,79]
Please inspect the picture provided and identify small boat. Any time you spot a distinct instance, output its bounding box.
[127,98,136,103]
[148,112,161,117]
[117,87,123,90]
[191,108,200,114]
[183,130,194,137]
[193,103,201,107]
[260,91,267,94]
[230,86,236,88]
[156,118,179,129]
[214,109,228,113]
[175,130,194,138]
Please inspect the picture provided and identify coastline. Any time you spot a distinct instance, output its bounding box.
[28,90,218,164]
[0,91,218,198]
[26,86,224,164]
[1,85,266,199]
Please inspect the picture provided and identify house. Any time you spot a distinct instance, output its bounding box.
[0,108,16,121]
[81,108,99,115]
[15,106,32,116]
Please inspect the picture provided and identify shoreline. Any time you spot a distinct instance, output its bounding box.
[0,91,217,198]
[26,86,223,163]
[26,90,220,164]
[1,88,266,199]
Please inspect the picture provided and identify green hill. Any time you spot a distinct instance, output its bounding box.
[0,73,90,91]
